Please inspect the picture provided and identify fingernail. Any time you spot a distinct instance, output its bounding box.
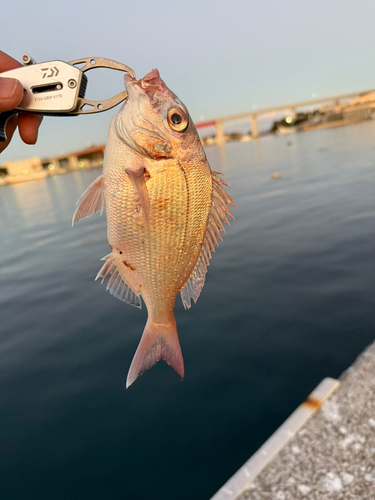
[0,78,18,99]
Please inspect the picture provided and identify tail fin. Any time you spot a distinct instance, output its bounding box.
[126,318,184,388]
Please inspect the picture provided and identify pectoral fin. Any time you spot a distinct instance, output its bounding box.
[72,174,105,226]
[126,167,150,223]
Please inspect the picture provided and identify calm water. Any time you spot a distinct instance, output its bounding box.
[0,122,374,500]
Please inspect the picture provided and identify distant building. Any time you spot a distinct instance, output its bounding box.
[1,157,47,184]
[2,156,43,177]
[41,144,105,174]
[0,145,106,185]
[73,144,105,169]
[318,92,375,123]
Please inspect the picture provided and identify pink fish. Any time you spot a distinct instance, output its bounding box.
[73,69,237,387]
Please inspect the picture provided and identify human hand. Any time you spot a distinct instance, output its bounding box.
[0,51,43,154]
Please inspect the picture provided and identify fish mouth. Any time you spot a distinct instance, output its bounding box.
[124,69,168,104]
[116,69,172,158]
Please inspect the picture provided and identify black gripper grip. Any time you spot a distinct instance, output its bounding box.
[0,110,17,142]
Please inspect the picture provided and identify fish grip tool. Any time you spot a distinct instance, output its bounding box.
[0,55,136,141]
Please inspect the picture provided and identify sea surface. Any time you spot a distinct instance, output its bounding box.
[0,121,374,500]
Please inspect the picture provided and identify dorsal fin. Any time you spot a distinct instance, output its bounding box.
[95,253,141,308]
[180,171,238,309]
[72,174,105,226]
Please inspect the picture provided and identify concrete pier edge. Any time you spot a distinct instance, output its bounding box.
[210,341,375,500]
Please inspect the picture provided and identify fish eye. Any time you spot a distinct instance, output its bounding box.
[167,108,189,133]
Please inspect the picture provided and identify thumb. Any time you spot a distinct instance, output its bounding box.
[0,78,23,112]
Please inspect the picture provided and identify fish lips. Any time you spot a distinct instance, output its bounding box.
[124,69,169,107]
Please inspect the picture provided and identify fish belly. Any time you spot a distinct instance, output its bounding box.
[105,159,212,318]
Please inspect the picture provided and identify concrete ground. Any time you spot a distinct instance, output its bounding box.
[236,341,375,500]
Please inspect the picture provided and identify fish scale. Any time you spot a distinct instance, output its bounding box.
[108,163,190,312]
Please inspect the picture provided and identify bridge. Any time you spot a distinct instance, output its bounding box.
[195,90,375,142]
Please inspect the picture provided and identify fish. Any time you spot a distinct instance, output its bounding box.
[72,69,237,387]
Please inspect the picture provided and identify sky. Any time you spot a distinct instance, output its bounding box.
[2,0,375,162]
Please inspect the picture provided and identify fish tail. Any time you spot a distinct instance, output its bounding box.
[126,317,184,388]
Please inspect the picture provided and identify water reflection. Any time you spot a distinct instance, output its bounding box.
[206,142,228,172]
[0,169,102,228]
[0,120,375,500]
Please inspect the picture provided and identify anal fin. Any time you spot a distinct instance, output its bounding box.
[95,253,141,308]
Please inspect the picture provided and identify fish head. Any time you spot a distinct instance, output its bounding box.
[114,69,201,161]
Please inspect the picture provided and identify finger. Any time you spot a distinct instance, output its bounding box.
[0,114,18,154]
[0,78,24,112]
[0,51,22,72]
[18,113,43,144]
